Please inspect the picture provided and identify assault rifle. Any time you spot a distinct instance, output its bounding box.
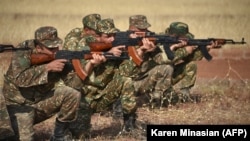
[133,31,247,61]
[88,31,177,67]
[34,39,135,80]
[177,37,246,61]
[0,40,131,80]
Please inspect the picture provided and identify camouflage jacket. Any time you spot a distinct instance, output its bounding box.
[63,27,90,51]
[2,40,66,105]
[63,28,120,90]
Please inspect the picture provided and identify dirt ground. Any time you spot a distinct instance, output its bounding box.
[197,59,250,80]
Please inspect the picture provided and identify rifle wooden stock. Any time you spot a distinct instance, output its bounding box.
[30,53,55,65]
[88,42,113,52]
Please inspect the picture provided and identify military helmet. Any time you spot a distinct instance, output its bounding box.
[82,14,101,31]
[96,18,120,34]
[34,26,63,48]
[165,22,194,39]
[129,15,151,29]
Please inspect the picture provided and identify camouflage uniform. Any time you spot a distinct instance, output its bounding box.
[127,15,175,108]
[1,26,81,141]
[165,22,204,102]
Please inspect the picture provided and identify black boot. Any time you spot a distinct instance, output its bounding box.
[120,113,146,140]
[122,113,137,132]
[112,99,123,119]
[50,118,70,141]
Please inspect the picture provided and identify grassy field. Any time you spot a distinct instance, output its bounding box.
[0,0,250,140]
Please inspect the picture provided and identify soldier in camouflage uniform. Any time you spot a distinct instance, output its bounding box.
[63,13,101,51]
[1,26,81,141]
[165,22,214,102]
[61,14,105,139]
[61,13,102,92]
[125,15,175,109]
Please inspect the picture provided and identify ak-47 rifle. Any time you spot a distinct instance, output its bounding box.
[33,39,134,80]
[88,31,177,67]
[177,37,246,61]
[0,40,130,80]
[132,31,247,61]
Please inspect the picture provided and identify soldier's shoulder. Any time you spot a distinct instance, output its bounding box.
[65,27,83,39]
[17,39,35,49]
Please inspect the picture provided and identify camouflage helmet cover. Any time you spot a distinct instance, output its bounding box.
[34,26,63,48]
[165,22,194,39]
[129,15,151,29]
[82,14,101,30]
[96,18,120,34]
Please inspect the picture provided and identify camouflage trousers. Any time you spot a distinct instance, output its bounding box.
[133,64,174,108]
[172,61,197,91]
[5,86,81,141]
[0,89,15,140]
[170,61,197,103]
[68,74,137,137]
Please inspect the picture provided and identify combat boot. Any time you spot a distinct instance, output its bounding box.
[50,118,71,141]
[119,113,146,140]
[179,88,200,103]
[122,113,136,132]
[112,99,123,119]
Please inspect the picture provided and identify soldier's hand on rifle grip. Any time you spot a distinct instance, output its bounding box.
[89,53,107,66]
[107,45,125,57]
[45,59,68,72]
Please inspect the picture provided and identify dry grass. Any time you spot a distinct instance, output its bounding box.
[1,0,250,140]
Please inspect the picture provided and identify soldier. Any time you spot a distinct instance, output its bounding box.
[165,22,218,102]
[63,13,101,51]
[61,13,103,91]
[1,26,81,141]
[126,15,175,109]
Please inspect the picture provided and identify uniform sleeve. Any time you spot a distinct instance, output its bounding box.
[9,45,49,87]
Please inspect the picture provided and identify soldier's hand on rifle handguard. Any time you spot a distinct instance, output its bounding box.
[169,40,188,51]
[206,40,220,50]
[136,38,156,58]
